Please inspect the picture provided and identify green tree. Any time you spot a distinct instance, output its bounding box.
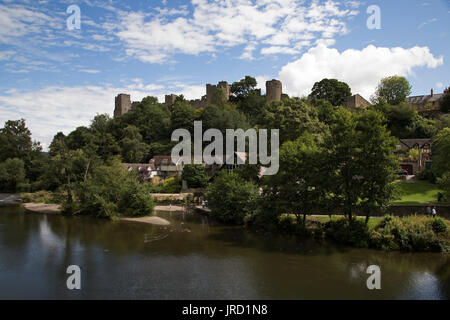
[262,133,326,225]
[182,164,209,188]
[90,114,120,160]
[230,76,257,98]
[263,97,325,143]
[432,128,450,178]
[309,78,352,106]
[72,159,155,218]
[440,89,450,113]
[356,110,398,223]
[0,158,26,192]
[171,100,198,133]
[119,125,149,163]
[373,76,412,105]
[0,119,32,162]
[205,171,259,224]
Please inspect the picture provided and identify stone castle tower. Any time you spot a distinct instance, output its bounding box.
[115,79,283,117]
[114,94,132,117]
[266,79,282,102]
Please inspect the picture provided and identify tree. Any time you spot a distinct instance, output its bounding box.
[432,128,450,178]
[171,100,198,133]
[262,133,326,225]
[0,119,32,162]
[181,165,209,188]
[0,158,26,192]
[356,110,398,223]
[309,78,352,106]
[373,76,412,105]
[71,159,155,218]
[119,125,149,163]
[205,171,259,224]
[263,97,325,143]
[230,76,257,98]
[325,108,397,222]
[440,89,450,113]
[90,114,120,160]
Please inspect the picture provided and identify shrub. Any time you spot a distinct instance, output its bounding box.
[370,215,445,252]
[205,171,259,224]
[416,170,436,183]
[431,217,448,233]
[323,218,370,248]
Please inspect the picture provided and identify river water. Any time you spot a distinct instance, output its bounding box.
[0,206,448,300]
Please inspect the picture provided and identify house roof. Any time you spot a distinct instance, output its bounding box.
[407,93,443,104]
[399,139,432,149]
[124,163,156,170]
[149,156,174,166]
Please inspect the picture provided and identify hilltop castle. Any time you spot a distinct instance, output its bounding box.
[114,79,282,117]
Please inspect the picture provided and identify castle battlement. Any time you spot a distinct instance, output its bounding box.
[114,79,282,117]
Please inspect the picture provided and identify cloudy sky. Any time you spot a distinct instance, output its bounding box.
[0,0,449,148]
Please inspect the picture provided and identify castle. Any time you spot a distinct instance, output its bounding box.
[114,79,283,117]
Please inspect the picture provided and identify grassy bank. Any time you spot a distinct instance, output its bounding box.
[393,181,447,205]
[276,214,450,252]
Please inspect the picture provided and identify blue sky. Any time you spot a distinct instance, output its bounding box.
[0,0,449,148]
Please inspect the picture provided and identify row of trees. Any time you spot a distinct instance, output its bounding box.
[205,106,398,225]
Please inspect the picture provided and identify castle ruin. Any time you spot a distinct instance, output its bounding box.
[114,79,282,117]
[265,79,282,103]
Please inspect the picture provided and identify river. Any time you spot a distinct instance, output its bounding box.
[0,205,448,299]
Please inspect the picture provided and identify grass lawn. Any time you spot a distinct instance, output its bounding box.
[392,180,448,206]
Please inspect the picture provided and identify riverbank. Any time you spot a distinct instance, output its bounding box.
[23,202,61,214]
[121,216,171,226]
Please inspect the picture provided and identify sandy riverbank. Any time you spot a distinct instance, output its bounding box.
[121,216,171,226]
[23,203,61,214]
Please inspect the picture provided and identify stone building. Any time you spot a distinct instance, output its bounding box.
[396,138,432,175]
[343,94,371,109]
[407,88,448,118]
[115,79,284,117]
[114,94,140,118]
[266,79,282,102]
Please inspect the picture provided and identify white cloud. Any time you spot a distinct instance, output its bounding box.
[116,0,360,63]
[436,82,443,89]
[278,44,444,98]
[79,69,101,74]
[0,50,16,61]
[0,81,205,149]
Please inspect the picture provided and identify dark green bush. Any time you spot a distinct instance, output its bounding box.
[431,217,448,233]
[323,218,370,248]
[416,170,436,183]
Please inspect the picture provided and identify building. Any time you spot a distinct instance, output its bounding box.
[343,94,371,109]
[149,156,184,179]
[114,79,283,117]
[396,139,432,175]
[124,163,157,182]
[407,88,448,118]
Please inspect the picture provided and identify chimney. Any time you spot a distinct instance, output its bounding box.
[431,89,434,97]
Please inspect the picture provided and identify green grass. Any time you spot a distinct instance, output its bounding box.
[307,215,382,229]
[392,180,447,206]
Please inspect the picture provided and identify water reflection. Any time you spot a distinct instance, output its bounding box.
[0,207,448,300]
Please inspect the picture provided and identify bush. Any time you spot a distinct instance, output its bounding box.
[71,161,155,218]
[416,170,436,183]
[431,217,448,233]
[323,218,370,248]
[370,215,445,252]
[205,171,259,224]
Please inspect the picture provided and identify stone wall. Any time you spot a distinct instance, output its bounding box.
[114,94,132,117]
[266,79,282,102]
